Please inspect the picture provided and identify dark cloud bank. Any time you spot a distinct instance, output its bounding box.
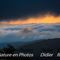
[0,0,60,20]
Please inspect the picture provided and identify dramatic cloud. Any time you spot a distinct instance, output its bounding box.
[0,0,60,20]
[0,14,60,25]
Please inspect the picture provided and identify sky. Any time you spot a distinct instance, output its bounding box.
[0,0,60,43]
[0,0,60,24]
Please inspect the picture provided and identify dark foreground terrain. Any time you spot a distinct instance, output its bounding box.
[0,38,60,60]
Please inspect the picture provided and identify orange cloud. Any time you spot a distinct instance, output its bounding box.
[0,14,60,25]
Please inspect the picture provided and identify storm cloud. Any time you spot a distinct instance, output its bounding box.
[0,0,60,20]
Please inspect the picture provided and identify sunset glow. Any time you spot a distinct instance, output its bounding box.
[0,14,60,25]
